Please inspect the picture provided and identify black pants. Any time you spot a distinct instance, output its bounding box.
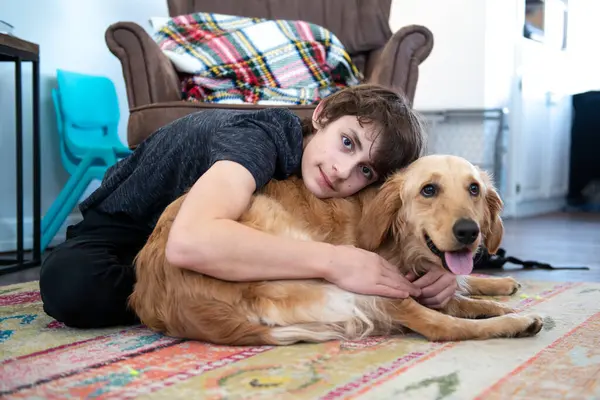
[39,210,151,328]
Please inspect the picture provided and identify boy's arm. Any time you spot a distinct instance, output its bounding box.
[166,160,336,281]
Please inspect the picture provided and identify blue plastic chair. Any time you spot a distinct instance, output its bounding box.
[41,70,131,252]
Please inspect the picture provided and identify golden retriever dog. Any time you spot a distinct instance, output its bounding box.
[129,154,543,345]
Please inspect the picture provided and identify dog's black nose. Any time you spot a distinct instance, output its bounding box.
[453,218,480,245]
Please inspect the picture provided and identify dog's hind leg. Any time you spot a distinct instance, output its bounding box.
[381,297,543,341]
[161,284,366,346]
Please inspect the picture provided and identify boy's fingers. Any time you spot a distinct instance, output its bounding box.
[375,285,410,299]
[419,274,452,298]
[382,273,421,295]
[418,284,456,309]
[392,280,421,297]
[411,270,442,289]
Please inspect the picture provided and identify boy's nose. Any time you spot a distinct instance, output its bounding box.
[332,161,353,180]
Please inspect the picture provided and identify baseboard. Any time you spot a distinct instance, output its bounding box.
[510,197,567,218]
[0,214,83,253]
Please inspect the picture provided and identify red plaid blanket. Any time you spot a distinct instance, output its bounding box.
[153,12,363,105]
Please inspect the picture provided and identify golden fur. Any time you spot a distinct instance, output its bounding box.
[129,155,543,345]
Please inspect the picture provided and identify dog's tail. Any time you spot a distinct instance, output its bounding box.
[269,323,358,344]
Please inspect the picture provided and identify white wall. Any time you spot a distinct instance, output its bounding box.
[0,0,169,251]
[483,0,520,109]
[389,0,487,110]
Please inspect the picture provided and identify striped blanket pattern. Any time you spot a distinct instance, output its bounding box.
[153,12,363,105]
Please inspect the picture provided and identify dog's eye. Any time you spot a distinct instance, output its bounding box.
[469,183,480,196]
[421,184,437,198]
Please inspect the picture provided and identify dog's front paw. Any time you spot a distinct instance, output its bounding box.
[514,314,544,338]
[498,276,522,296]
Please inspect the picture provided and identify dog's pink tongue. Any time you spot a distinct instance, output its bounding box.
[444,250,474,275]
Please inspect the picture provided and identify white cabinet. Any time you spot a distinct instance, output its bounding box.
[390,0,576,218]
[507,0,573,217]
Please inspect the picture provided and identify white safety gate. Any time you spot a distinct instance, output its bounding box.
[417,108,509,197]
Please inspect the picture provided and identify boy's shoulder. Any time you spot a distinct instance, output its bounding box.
[139,107,304,154]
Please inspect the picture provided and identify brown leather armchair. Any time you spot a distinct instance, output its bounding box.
[105,0,434,148]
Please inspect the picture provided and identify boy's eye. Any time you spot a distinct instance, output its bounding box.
[342,136,352,149]
[360,165,373,179]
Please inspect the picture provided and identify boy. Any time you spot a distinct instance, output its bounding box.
[39,84,458,329]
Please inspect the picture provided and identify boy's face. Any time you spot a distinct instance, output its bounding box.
[302,114,381,199]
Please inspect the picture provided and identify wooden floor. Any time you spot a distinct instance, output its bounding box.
[1,212,599,286]
[480,212,600,283]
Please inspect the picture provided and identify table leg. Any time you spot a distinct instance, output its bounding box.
[15,57,24,265]
[32,59,41,263]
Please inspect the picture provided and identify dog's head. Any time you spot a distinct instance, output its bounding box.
[358,154,504,275]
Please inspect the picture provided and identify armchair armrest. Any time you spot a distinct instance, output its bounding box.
[369,25,434,105]
[105,22,182,109]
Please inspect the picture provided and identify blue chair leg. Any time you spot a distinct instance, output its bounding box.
[41,154,96,236]
[41,166,105,252]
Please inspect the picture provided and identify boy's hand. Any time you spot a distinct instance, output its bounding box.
[405,268,458,309]
[325,245,422,299]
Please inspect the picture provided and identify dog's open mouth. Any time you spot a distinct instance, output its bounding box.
[425,234,474,275]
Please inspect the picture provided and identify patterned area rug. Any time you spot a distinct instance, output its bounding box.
[1,278,599,399]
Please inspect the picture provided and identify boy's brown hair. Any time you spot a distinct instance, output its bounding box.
[304,83,426,181]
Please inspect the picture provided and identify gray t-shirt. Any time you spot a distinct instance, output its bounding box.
[79,108,304,230]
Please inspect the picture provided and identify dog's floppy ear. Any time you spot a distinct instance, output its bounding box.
[357,175,404,251]
[479,170,504,254]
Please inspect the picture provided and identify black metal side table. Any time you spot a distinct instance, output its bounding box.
[0,33,41,275]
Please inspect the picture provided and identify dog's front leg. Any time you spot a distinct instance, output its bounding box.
[461,275,522,297]
[441,295,516,319]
